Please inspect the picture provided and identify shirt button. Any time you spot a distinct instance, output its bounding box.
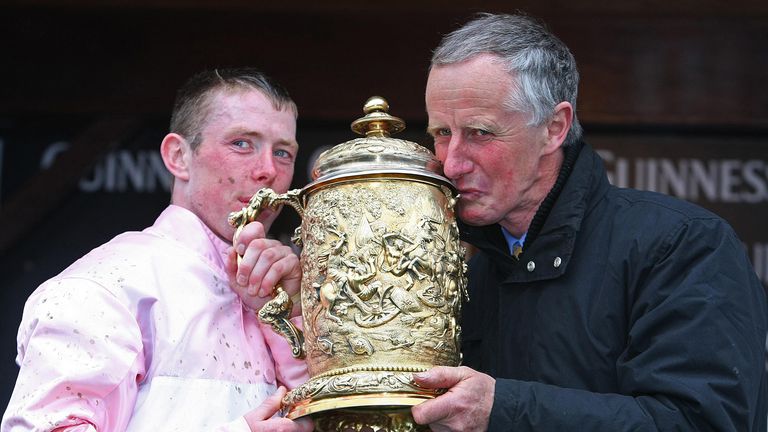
[527,261,535,272]
[553,257,562,268]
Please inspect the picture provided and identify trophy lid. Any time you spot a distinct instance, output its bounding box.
[309,96,451,188]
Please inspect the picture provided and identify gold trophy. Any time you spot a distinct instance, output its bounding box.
[229,96,467,431]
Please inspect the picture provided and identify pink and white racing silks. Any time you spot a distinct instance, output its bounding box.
[1,205,307,432]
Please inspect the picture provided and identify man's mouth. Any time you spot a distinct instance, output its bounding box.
[458,188,481,199]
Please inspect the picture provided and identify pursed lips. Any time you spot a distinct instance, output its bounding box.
[236,196,254,210]
[456,186,482,199]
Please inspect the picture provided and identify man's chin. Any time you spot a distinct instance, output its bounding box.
[219,226,237,245]
[457,208,497,227]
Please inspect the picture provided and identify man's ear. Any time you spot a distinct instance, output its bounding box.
[542,101,573,155]
[160,133,190,181]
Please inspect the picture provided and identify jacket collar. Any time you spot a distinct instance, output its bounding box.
[149,205,231,273]
[460,141,610,283]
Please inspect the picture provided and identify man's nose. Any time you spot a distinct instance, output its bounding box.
[441,137,473,180]
[249,153,278,184]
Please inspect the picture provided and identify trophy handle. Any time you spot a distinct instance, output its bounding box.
[228,188,305,247]
[258,286,305,359]
[228,188,305,358]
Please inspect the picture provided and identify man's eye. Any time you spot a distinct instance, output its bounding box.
[274,149,293,159]
[232,140,251,149]
[435,129,451,137]
[472,129,491,136]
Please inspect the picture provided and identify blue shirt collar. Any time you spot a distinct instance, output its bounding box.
[501,227,527,255]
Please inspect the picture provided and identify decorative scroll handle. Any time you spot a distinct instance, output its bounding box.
[228,187,306,358]
[258,286,305,358]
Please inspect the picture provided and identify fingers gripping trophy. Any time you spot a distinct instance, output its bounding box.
[229,97,468,432]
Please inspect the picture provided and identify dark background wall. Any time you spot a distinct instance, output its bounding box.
[1,0,767,412]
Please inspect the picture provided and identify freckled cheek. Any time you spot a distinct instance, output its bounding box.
[197,181,231,202]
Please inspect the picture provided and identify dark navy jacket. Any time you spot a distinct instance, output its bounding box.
[460,142,767,431]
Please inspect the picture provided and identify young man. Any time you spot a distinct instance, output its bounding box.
[2,68,313,432]
[412,13,768,431]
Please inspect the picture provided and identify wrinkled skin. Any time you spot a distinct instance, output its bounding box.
[411,366,495,432]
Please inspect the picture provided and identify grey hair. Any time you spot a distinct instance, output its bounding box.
[432,13,582,146]
[170,67,297,151]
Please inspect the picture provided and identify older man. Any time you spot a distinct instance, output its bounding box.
[412,13,768,431]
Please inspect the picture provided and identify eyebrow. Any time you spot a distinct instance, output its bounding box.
[425,125,444,136]
[277,138,300,150]
[229,129,298,149]
[426,122,497,136]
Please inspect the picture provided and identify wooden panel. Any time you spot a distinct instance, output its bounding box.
[1,6,767,127]
[565,17,768,126]
[4,0,768,15]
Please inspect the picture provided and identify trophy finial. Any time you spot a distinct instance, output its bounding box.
[363,96,389,114]
[351,96,406,137]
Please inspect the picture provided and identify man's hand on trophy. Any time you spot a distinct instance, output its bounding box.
[227,220,302,318]
[411,366,495,432]
[242,386,314,432]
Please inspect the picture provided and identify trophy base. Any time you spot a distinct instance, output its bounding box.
[290,394,430,432]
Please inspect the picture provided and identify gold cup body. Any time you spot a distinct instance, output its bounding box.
[286,174,465,428]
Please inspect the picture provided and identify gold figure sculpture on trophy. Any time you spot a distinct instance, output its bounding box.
[229,96,467,432]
